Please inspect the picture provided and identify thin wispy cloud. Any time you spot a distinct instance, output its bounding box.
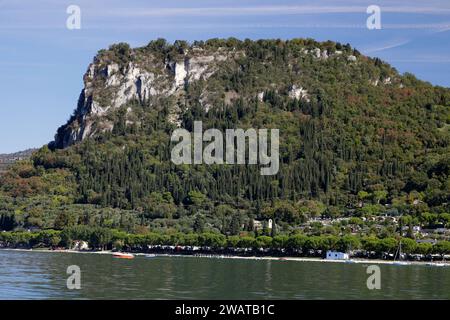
[1,2,450,31]
[78,22,450,31]
[363,39,412,54]
[103,5,450,17]
[104,6,365,17]
[382,23,450,30]
[390,58,450,63]
[432,25,450,33]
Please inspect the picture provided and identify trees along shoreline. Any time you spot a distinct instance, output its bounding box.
[0,227,449,260]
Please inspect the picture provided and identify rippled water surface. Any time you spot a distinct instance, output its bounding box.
[0,250,449,299]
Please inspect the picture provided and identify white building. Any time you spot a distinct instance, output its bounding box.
[326,251,349,260]
[252,219,273,231]
[72,240,89,251]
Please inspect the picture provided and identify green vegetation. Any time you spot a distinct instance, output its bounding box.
[0,38,449,255]
[1,228,449,257]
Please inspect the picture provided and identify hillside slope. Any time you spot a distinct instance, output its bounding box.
[1,38,449,241]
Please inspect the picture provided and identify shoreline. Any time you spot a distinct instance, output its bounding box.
[1,247,449,267]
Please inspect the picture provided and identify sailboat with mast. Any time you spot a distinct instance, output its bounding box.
[393,240,411,266]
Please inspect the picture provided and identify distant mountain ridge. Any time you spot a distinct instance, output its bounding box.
[0,148,37,173]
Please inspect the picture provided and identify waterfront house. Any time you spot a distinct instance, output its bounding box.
[326,251,349,260]
[72,240,89,251]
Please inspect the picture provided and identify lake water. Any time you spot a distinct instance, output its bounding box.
[0,250,449,299]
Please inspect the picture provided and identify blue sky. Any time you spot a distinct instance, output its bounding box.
[0,0,449,153]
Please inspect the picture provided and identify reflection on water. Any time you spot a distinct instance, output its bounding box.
[0,250,449,299]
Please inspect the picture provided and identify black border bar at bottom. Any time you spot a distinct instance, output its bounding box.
[0,300,447,319]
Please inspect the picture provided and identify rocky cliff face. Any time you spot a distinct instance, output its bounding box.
[52,44,235,148]
[51,39,394,149]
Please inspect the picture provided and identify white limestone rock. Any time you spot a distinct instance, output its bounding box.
[288,85,310,102]
[313,48,321,58]
[257,92,265,102]
[174,61,187,87]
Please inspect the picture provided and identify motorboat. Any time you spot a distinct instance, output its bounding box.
[112,252,135,259]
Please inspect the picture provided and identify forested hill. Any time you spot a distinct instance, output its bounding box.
[0,38,449,240]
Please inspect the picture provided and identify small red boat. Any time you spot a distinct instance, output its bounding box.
[112,252,135,259]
